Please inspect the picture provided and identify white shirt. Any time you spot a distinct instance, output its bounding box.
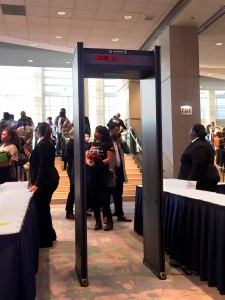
[0,143,18,161]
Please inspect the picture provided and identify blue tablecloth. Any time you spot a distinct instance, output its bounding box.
[134,180,225,295]
[0,183,39,300]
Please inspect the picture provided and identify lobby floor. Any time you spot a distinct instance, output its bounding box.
[36,203,224,300]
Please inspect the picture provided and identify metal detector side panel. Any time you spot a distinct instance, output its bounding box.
[72,42,88,287]
[140,47,166,280]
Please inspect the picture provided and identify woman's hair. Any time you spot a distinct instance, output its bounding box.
[4,127,21,150]
[37,122,52,139]
[3,112,10,120]
[59,111,66,118]
[95,125,110,142]
[192,124,207,139]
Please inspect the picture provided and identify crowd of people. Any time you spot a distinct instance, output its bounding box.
[205,121,225,170]
[0,109,131,248]
[1,106,224,248]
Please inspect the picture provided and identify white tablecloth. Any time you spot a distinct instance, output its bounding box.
[0,182,33,235]
[163,178,225,207]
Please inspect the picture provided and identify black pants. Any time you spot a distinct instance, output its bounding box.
[65,171,74,214]
[33,180,58,247]
[86,167,112,220]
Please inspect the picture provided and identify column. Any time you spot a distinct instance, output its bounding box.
[160,25,200,178]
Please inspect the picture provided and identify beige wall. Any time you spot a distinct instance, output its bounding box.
[161,26,200,178]
[129,80,141,137]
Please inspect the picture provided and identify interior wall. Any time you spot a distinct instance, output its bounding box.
[129,80,141,137]
[117,79,129,124]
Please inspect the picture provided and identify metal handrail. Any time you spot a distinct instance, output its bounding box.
[125,127,142,152]
[123,126,142,169]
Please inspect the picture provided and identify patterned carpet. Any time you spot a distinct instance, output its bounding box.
[36,203,224,300]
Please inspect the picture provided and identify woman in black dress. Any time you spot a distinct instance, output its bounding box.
[86,125,115,231]
[29,122,59,248]
[178,123,220,191]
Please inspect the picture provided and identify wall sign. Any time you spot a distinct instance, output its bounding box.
[180,105,192,115]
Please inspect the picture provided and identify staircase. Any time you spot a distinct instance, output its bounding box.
[123,154,142,201]
[52,155,142,204]
[52,157,70,204]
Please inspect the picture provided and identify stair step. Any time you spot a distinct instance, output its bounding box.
[126,178,142,184]
[53,191,68,198]
[126,173,142,179]
[55,186,70,192]
[124,183,140,189]
[52,198,68,205]
[58,176,69,182]
[123,189,136,196]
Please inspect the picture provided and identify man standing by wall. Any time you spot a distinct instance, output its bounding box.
[107,123,132,222]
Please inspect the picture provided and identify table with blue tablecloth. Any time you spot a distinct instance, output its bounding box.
[134,179,225,295]
[0,182,39,300]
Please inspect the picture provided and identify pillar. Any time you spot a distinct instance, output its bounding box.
[160,25,200,178]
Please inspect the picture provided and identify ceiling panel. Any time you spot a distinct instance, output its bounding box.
[27,16,49,25]
[74,0,100,10]
[26,6,50,17]
[25,0,50,7]
[0,0,224,80]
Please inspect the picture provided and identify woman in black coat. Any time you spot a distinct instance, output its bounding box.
[29,122,59,248]
[178,123,220,192]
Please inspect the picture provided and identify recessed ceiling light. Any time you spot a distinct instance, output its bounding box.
[65,61,71,64]
[112,38,119,42]
[28,59,33,63]
[55,36,62,39]
[30,43,37,46]
[216,42,222,46]
[124,15,132,20]
[58,11,66,16]
[207,73,212,76]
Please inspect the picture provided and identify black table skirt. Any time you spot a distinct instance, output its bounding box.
[0,196,39,300]
[134,185,225,295]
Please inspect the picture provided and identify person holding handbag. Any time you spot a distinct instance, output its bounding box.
[85,125,114,231]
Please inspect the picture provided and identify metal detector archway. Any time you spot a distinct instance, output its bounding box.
[72,42,166,286]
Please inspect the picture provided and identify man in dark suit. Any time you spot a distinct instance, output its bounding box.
[107,123,132,222]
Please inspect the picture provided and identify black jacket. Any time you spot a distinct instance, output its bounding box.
[178,138,219,186]
[30,138,59,187]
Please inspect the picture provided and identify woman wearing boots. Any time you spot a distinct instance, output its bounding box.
[86,125,115,231]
